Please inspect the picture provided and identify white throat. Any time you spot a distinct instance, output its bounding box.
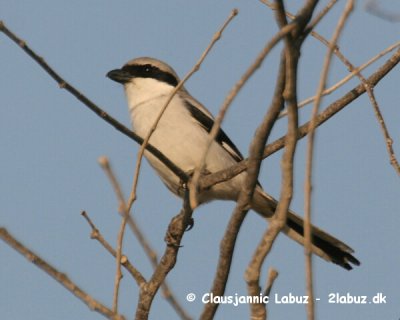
[123,77,181,138]
[124,77,174,111]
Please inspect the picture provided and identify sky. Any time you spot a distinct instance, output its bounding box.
[1,1,400,319]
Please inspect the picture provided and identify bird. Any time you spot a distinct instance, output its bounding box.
[107,57,360,270]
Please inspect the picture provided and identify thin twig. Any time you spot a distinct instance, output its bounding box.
[197,49,400,192]
[98,157,192,316]
[267,0,400,170]
[83,209,192,317]
[287,2,400,176]
[81,211,119,257]
[246,50,298,320]
[0,227,124,320]
[307,25,400,176]
[263,268,279,298]
[264,49,400,158]
[89,169,191,320]
[199,19,292,320]
[113,218,128,313]
[203,1,315,318]
[245,2,319,318]
[366,85,400,175]
[243,0,304,317]
[200,200,249,320]
[268,0,399,118]
[246,223,283,320]
[126,8,239,211]
[98,157,129,314]
[0,20,188,184]
[81,211,146,286]
[243,46,287,320]
[280,41,400,117]
[190,22,297,208]
[261,0,400,129]
[260,0,337,36]
[99,156,191,319]
[304,3,354,320]
[306,0,339,32]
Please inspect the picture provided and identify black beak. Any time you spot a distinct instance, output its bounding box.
[106,69,132,84]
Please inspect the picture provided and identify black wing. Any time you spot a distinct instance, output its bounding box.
[184,101,243,163]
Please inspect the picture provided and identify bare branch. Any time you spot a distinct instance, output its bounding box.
[203,1,316,318]
[93,159,192,320]
[295,3,400,177]
[304,2,354,320]
[307,24,400,177]
[81,211,146,286]
[197,48,400,191]
[190,21,297,208]
[263,268,279,298]
[366,87,400,175]
[0,20,188,184]
[121,208,193,320]
[123,217,192,320]
[244,46,286,320]
[265,2,400,176]
[0,227,124,320]
[243,0,304,314]
[306,0,339,32]
[244,1,340,317]
[199,208,249,320]
[262,0,399,136]
[266,48,400,155]
[83,209,193,317]
[199,14,290,320]
[266,6,400,120]
[246,223,281,320]
[135,191,193,320]
[288,40,400,114]
[97,158,193,319]
[98,157,130,313]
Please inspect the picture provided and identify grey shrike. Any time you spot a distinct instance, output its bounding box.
[107,57,360,270]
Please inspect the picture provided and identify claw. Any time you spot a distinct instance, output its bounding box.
[185,217,194,231]
[165,231,183,248]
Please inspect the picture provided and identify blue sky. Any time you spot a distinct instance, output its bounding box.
[1,1,400,319]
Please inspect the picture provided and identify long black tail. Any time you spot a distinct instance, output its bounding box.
[285,212,360,270]
[251,189,360,270]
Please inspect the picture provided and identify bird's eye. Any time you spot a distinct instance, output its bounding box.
[144,65,152,72]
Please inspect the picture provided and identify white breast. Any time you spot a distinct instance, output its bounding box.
[124,77,243,201]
